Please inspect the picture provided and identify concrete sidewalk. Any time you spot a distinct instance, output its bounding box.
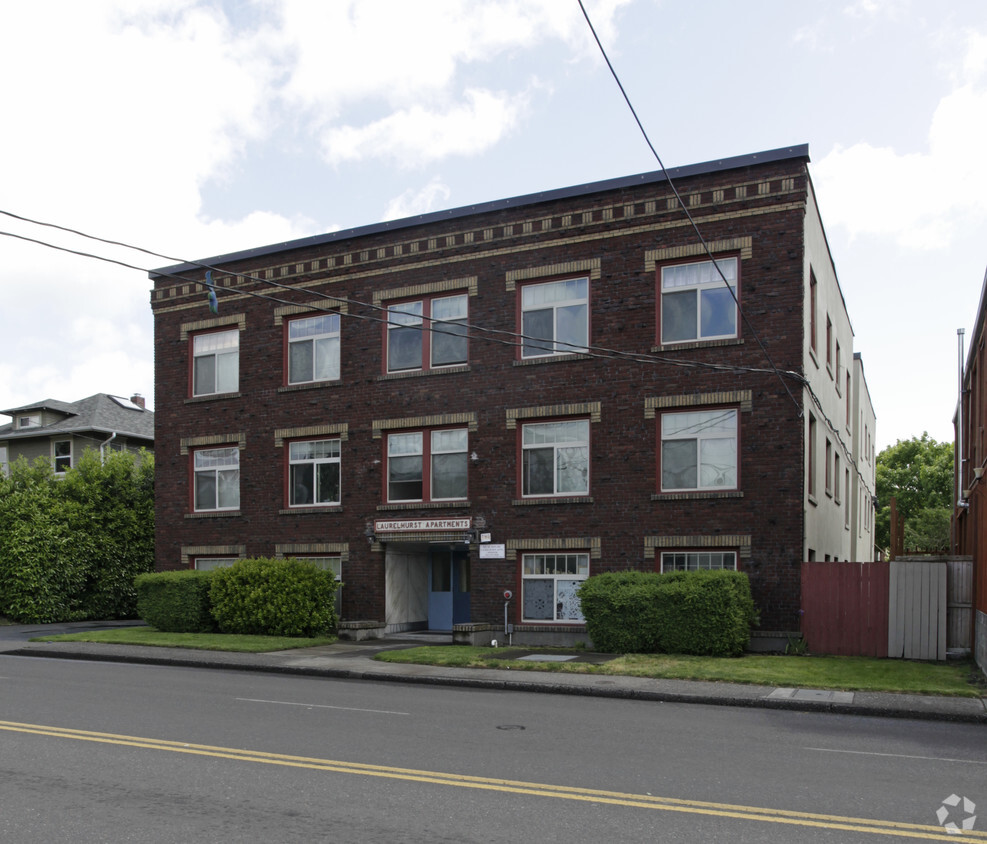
[2,624,985,724]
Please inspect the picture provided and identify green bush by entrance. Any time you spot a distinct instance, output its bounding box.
[578,570,756,656]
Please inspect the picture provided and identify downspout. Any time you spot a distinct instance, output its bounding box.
[957,328,965,508]
[100,431,117,463]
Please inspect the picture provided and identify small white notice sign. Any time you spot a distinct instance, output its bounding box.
[479,543,506,559]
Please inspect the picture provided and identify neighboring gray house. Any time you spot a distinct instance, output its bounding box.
[0,394,153,475]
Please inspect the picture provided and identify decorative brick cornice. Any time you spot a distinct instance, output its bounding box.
[179,432,246,455]
[274,423,348,448]
[645,236,753,272]
[506,402,601,429]
[644,390,752,418]
[179,314,245,341]
[372,413,478,438]
[506,537,601,559]
[644,534,752,560]
[505,259,600,291]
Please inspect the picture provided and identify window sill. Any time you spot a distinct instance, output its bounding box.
[280,506,343,515]
[513,622,587,630]
[652,490,743,501]
[512,496,593,506]
[186,510,241,519]
[808,494,818,507]
[808,347,819,369]
[652,338,743,353]
[377,365,470,382]
[185,392,241,404]
[377,500,471,511]
[278,380,343,394]
[513,353,586,367]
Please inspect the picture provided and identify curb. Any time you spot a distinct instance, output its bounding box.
[8,646,987,725]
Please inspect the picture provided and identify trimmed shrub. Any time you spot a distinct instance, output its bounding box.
[578,570,756,656]
[209,557,337,637]
[136,570,217,633]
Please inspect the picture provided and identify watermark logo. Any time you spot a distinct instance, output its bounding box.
[936,794,977,834]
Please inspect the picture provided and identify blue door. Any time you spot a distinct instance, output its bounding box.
[428,547,470,630]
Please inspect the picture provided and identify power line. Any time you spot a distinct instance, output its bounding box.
[576,0,802,415]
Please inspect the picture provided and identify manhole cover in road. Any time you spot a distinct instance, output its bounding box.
[496,725,526,731]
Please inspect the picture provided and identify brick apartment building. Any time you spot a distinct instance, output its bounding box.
[149,144,876,647]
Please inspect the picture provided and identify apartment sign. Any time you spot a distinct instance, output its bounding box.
[374,517,472,533]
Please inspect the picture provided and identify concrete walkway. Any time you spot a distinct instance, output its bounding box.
[2,622,984,724]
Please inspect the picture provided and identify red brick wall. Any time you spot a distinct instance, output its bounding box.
[152,157,810,631]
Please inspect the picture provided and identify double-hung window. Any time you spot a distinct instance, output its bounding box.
[660,409,738,491]
[661,551,737,572]
[193,446,240,511]
[660,257,738,344]
[521,553,588,622]
[520,277,588,358]
[289,439,341,507]
[53,440,72,473]
[387,428,468,503]
[386,293,467,373]
[192,329,239,396]
[194,557,237,571]
[521,419,589,497]
[288,314,340,385]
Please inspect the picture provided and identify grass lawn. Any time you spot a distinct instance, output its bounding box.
[33,626,335,653]
[374,646,987,697]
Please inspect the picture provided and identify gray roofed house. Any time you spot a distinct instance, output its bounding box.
[0,393,153,475]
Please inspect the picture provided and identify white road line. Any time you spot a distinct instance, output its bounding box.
[806,747,987,765]
[236,697,409,715]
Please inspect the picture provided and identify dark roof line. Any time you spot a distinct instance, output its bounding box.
[151,144,809,278]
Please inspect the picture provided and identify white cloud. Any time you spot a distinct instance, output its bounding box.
[812,30,987,249]
[323,88,526,167]
[382,179,452,221]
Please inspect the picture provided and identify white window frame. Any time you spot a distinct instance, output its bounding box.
[17,414,40,429]
[288,439,341,508]
[288,314,340,385]
[386,428,468,503]
[193,446,241,512]
[0,444,8,476]
[660,408,738,492]
[521,552,589,622]
[52,439,72,474]
[192,329,239,396]
[521,419,590,498]
[520,277,589,358]
[660,257,738,344]
[386,293,468,374]
[660,551,738,572]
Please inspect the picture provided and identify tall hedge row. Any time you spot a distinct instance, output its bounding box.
[578,570,757,656]
[0,450,154,623]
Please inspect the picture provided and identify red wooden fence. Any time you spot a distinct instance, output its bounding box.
[800,561,890,657]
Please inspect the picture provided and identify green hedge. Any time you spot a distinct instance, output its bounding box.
[209,557,338,637]
[135,570,217,633]
[578,570,756,656]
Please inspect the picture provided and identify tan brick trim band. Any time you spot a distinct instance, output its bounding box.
[372,412,478,438]
[180,313,246,340]
[179,433,246,455]
[643,534,752,560]
[644,390,753,418]
[644,236,753,272]
[275,543,350,564]
[505,259,601,291]
[506,401,601,429]
[273,299,349,325]
[274,423,349,448]
[180,544,246,567]
[372,276,478,307]
[506,537,602,559]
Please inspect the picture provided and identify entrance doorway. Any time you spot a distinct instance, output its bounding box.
[427,546,471,631]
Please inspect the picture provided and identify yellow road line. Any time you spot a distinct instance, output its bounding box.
[0,719,981,841]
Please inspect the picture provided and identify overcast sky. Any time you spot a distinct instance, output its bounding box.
[1,0,985,451]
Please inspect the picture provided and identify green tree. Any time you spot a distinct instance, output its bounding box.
[875,433,953,555]
[0,449,154,622]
